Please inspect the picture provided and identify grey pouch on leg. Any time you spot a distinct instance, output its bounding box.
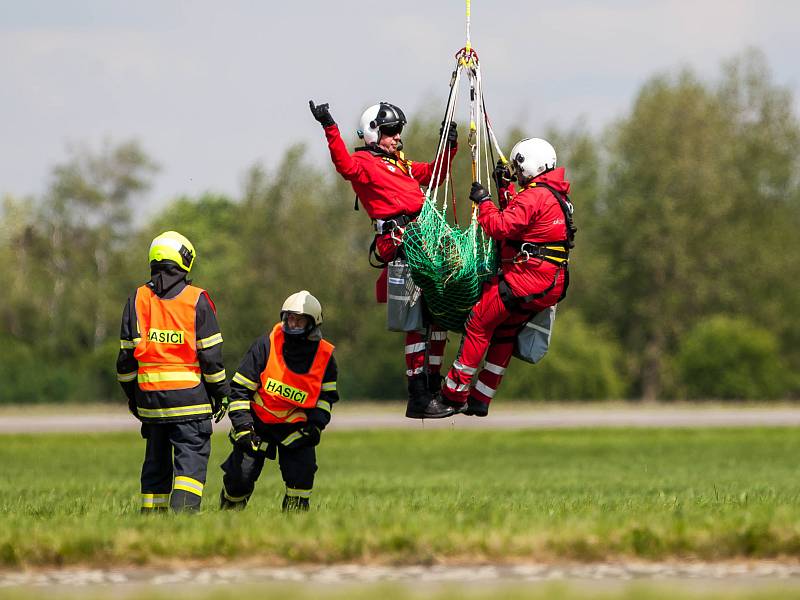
[513,305,557,364]
[386,259,424,332]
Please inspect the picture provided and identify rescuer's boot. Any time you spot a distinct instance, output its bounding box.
[282,494,310,512]
[463,395,490,417]
[219,487,249,510]
[406,374,456,419]
[427,372,444,398]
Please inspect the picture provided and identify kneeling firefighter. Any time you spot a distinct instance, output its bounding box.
[440,138,576,416]
[309,99,457,419]
[116,231,229,512]
[220,291,338,511]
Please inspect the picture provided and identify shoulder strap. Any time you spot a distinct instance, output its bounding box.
[529,182,577,249]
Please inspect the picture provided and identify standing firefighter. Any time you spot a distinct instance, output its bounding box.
[441,138,576,416]
[309,99,457,419]
[116,231,229,512]
[220,291,338,512]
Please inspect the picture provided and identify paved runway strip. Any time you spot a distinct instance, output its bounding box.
[3,562,800,587]
[2,406,800,433]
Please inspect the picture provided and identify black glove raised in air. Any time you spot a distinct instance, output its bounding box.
[439,120,458,145]
[309,100,335,128]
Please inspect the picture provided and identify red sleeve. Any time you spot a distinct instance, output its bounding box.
[412,145,457,187]
[477,189,539,241]
[201,291,217,314]
[324,124,370,184]
[498,182,516,209]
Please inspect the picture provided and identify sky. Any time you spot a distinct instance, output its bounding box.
[1,0,798,213]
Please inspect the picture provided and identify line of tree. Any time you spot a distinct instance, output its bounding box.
[1,49,798,404]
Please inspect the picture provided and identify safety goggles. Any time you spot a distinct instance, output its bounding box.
[380,123,403,137]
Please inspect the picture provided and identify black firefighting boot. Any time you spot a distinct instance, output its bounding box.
[139,507,169,515]
[219,487,249,510]
[282,495,310,512]
[405,374,457,419]
[463,395,490,417]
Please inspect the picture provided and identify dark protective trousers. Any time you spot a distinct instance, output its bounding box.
[140,419,212,512]
[220,422,317,507]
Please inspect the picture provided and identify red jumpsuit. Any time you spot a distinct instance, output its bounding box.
[324,124,457,378]
[441,167,572,408]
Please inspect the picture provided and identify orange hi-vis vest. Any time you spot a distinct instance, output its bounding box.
[253,324,335,425]
[134,284,204,392]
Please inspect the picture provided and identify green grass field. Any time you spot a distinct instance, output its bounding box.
[2,427,800,567]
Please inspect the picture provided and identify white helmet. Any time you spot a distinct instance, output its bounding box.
[281,290,323,327]
[510,138,557,181]
[357,102,407,145]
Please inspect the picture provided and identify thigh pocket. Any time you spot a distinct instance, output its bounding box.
[197,418,213,437]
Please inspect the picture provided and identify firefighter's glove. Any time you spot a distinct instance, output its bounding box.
[212,396,229,423]
[127,398,139,418]
[282,424,321,449]
[440,120,458,145]
[230,425,261,453]
[299,423,322,447]
[470,181,492,205]
[305,407,330,431]
[493,160,514,189]
[309,100,335,128]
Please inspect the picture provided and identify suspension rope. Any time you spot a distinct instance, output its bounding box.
[465,0,471,54]
[401,0,501,331]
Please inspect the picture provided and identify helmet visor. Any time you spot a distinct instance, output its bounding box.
[380,123,403,137]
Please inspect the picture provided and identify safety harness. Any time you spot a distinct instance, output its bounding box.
[350,145,422,268]
[352,145,414,212]
[368,213,418,267]
[498,181,577,310]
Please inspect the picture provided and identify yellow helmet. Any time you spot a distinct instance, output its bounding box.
[148,231,196,272]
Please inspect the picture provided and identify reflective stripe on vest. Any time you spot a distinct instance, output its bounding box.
[252,324,335,425]
[134,285,204,392]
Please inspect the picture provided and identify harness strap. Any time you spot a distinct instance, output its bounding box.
[368,236,387,268]
[505,239,569,253]
[497,268,569,312]
[352,147,414,212]
[372,213,417,234]
[368,231,409,269]
[503,240,569,266]
[526,181,577,249]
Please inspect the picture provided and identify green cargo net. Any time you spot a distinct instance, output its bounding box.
[403,44,506,332]
[404,200,496,332]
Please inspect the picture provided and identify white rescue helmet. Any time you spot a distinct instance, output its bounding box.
[510,138,557,182]
[280,290,323,327]
[357,102,407,145]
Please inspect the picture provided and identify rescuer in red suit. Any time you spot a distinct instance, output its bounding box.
[309,99,458,419]
[441,137,576,416]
